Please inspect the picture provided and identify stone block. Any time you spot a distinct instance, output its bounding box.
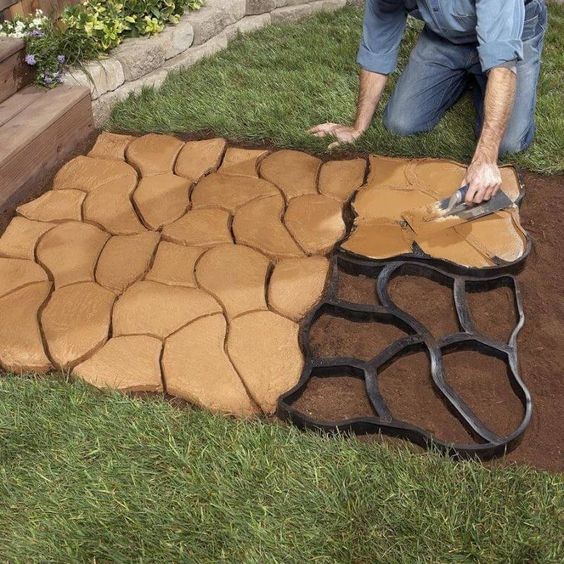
[112,35,167,81]
[322,0,348,10]
[164,31,229,72]
[190,6,229,45]
[236,13,272,34]
[246,0,276,14]
[206,0,247,24]
[271,3,313,23]
[159,17,195,59]
[64,58,124,100]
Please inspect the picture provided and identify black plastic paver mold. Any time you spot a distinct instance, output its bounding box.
[278,256,532,460]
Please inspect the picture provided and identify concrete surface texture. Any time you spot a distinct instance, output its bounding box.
[0,132,527,416]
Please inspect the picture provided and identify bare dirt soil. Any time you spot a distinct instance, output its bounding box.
[298,172,563,472]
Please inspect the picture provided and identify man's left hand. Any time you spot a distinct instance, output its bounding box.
[462,159,502,204]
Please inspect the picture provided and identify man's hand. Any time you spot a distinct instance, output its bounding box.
[308,70,388,150]
[308,123,364,150]
[462,159,502,204]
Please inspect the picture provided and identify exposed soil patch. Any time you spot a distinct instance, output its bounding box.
[292,375,377,421]
[442,349,524,438]
[388,274,460,337]
[377,349,479,444]
[335,270,379,304]
[465,282,519,343]
[307,171,564,472]
[309,316,407,362]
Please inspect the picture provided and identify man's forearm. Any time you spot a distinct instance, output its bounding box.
[474,67,517,163]
[354,70,388,133]
[464,67,517,203]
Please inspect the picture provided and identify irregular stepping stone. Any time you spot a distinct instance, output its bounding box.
[195,244,270,320]
[126,133,184,176]
[36,222,110,288]
[41,281,115,369]
[0,282,52,373]
[342,220,414,259]
[319,158,366,201]
[455,210,527,263]
[53,156,137,193]
[133,173,191,230]
[0,257,48,298]
[88,132,135,161]
[0,217,55,260]
[219,147,269,177]
[96,232,160,294]
[175,138,226,181]
[163,314,259,417]
[191,173,279,213]
[233,194,304,258]
[353,186,435,222]
[227,310,304,415]
[83,180,146,235]
[416,228,493,268]
[285,194,345,254]
[367,155,414,189]
[268,256,329,321]
[260,149,321,200]
[500,166,521,201]
[113,280,222,339]
[74,336,163,393]
[162,209,232,247]
[145,242,204,288]
[407,159,467,199]
[17,190,84,222]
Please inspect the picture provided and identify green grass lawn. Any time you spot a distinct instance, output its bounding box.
[108,5,564,175]
[2,6,564,562]
[0,376,562,562]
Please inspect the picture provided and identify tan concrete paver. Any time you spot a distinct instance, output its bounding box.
[175,138,226,181]
[260,149,321,200]
[0,133,528,415]
[74,335,163,392]
[17,190,85,222]
[41,281,116,369]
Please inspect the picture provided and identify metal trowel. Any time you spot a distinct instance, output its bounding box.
[402,185,515,236]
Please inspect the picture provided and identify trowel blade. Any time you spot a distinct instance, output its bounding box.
[402,189,516,236]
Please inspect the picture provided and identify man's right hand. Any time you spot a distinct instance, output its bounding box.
[308,123,364,150]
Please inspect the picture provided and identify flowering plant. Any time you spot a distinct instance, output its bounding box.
[0,9,49,39]
[0,1,204,88]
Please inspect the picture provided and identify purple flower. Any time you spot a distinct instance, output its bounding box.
[57,55,65,64]
[30,29,44,38]
[43,73,53,85]
[24,54,36,66]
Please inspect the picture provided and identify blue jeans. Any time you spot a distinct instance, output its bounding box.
[383,0,547,155]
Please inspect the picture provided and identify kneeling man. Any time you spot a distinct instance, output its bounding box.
[310,0,547,203]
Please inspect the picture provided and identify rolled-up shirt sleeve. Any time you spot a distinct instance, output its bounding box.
[357,0,407,75]
[476,0,524,72]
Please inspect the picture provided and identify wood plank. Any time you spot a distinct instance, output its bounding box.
[0,44,32,103]
[0,86,93,210]
[3,0,80,19]
[0,84,89,162]
[0,38,24,62]
[0,1,19,13]
[0,84,44,126]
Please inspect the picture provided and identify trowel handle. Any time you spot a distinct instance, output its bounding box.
[457,184,470,203]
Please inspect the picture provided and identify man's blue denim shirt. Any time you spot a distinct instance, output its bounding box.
[357,0,526,74]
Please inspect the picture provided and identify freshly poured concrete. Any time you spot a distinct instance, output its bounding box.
[0,132,528,417]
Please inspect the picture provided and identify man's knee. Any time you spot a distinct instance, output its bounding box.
[383,109,426,136]
[499,127,535,156]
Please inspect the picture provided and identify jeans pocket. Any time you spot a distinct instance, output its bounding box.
[522,14,539,40]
